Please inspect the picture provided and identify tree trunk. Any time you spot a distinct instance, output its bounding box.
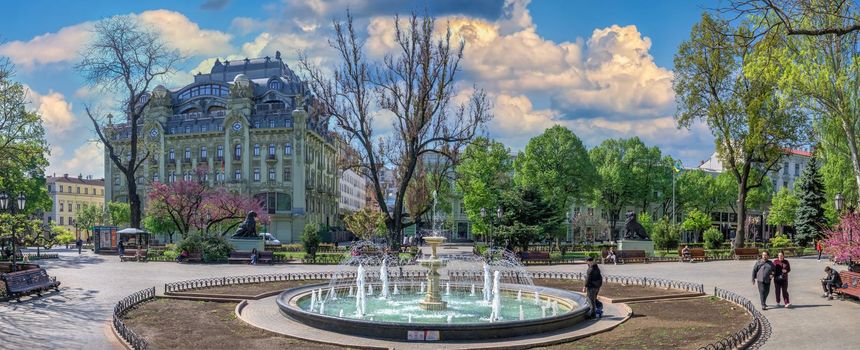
[733,187,748,248]
[126,173,142,229]
[841,118,860,208]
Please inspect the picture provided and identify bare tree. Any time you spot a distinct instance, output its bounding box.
[75,17,179,229]
[300,12,491,249]
[721,0,859,36]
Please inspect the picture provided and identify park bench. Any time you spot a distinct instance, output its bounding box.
[186,252,203,263]
[679,247,707,262]
[519,251,552,265]
[617,250,648,264]
[1,268,60,302]
[733,248,760,260]
[834,271,860,300]
[228,250,273,265]
[120,249,148,262]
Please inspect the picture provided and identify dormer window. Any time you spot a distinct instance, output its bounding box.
[268,79,281,90]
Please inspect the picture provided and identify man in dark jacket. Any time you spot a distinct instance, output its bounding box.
[752,251,775,310]
[583,257,603,318]
[821,266,842,299]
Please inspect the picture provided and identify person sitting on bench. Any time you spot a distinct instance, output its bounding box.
[605,247,617,265]
[821,266,842,299]
[681,245,692,263]
[176,249,189,263]
[250,248,258,265]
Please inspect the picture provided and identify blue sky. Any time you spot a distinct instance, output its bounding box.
[0,0,716,178]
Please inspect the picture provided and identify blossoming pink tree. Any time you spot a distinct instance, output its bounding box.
[147,180,207,239]
[823,212,860,263]
[195,188,270,236]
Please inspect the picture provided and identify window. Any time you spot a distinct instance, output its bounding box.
[217,145,224,159]
[202,172,209,181]
[783,180,789,189]
[234,144,242,159]
[216,172,224,181]
[268,144,276,156]
[283,166,292,181]
[254,121,261,128]
[268,80,281,90]
[268,168,276,181]
[77,186,80,194]
[69,203,73,213]
[60,202,64,212]
[201,124,208,132]
[201,147,207,159]
[783,162,789,175]
[234,170,242,180]
[184,126,190,134]
[253,168,261,182]
[153,173,159,182]
[184,147,191,160]
[59,217,64,225]
[84,188,88,194]
[177,84,229,102]
[77,203,81,211]
[795,163,800,176]
[284,143,292,155]
[285,119,293,128]
[67,186,71,193]
[169,148,175,161]
[253,144,260,156]
[170,172,176,182]
[269,120,276,128]
[58,185,63,193]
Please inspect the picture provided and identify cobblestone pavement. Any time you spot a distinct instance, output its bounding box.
[1,248,855,349]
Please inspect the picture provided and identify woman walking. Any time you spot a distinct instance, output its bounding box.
[773,251,791,308]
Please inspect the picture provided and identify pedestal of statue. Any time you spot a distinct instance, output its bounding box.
[617,239,655,256]
[228,237,264,251]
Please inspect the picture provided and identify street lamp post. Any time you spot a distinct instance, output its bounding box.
[836,193,849,242]
[480,207,487,244]
[1,193,26,272]
[495,207,503,249]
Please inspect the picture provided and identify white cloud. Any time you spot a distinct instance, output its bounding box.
[48,142,104,179]
[134,10,234,57]
[26,86,76,137]
[0,23,92,69]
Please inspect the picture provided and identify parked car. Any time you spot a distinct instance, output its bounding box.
[260,233,281,246]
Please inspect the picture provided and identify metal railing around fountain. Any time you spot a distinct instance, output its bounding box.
[163,271,430,294]
[697,287,768,350]
[528,271,707,294]
[112,286,156,350]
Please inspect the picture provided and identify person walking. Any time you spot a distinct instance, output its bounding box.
[117,240,125,261]
[773,251,791,308]
[816,239,823,261]
[582,257,603,318]
[752,251,775,310]
[75,238,83,255]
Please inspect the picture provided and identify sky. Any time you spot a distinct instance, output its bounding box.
[0,0,717,179]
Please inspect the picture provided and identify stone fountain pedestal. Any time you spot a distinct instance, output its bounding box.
[418,236,447,311]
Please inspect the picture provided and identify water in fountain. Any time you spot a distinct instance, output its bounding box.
[308,240,566,325]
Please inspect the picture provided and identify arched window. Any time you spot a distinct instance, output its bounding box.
[268,79,281,90]
[234,144,242,159]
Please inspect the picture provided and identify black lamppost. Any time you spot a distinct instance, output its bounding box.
[495,207,503,248]
[836,193,848,241]
[1,192,26,272]
[480,207,487,244]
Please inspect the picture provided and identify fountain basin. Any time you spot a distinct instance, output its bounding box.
[277,282,590,341]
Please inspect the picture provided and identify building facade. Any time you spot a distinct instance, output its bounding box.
[105,52,338,243]
[339,169,367,213]
[45,174,105,240]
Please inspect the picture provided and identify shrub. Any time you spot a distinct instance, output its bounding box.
[769,234,792,249]
[703,227,724,250]
[176,233,204,254]
[202,234,232,262]
[651,219,680,250]
[162,250,179,260]
[302,223,321,259]
[54,229,76,246]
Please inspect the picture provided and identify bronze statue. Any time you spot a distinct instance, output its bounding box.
[232,211,259,239]
[623,211,649,240]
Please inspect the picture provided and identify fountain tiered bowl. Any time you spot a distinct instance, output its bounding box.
[276,240,590,341]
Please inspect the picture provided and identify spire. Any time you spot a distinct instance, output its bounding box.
[275,50,282,60]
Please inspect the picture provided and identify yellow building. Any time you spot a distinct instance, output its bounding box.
[45,174,105,240]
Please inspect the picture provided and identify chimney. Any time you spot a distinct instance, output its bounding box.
[63,173,68,178]
[78,174,83,179]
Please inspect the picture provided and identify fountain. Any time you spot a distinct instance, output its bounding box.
[275,189,590,340]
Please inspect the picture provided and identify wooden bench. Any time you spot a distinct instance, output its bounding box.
[835,271,860,300]
[617,250,648,264]
[679,247,706,262]
[734,248,760,260]
[1,268,60,301]
[120,249,148,262]
[519,251,552,265]
[228,251,273,265]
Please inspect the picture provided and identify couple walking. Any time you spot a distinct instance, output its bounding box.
[752,251,791,310]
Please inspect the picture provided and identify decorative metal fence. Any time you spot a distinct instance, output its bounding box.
[164,271,430,294]
[112,286,155,350]
[697,287,766,350]
[529,271,707,294]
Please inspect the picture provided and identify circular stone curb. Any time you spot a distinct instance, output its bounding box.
[237,294,632,350]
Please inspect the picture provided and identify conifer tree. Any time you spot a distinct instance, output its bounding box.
[794,157,826,246]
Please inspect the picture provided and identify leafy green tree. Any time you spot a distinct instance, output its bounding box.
[343,207,387,240]
[302,223,321,259]
[678,169,733,215]
[794,157,827,246]
[143,211,178,243]
[675,14,806,248]
[107,201,130,227]
[52,226,75,247]
[515,126,596,214]
[682,209,711,242]
[651,218,681,251]
[638,212,654,236]
[456,137,513,239]
[75,204,103,240]
[768,188,799,235]
[496,185,563,251]
[703,227,724,250]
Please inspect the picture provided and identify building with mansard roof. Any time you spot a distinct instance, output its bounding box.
[104,51,338,243]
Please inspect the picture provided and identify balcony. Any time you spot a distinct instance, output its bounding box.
[267,154,277,162]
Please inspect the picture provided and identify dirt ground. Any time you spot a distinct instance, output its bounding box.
[533,278,690,299]
[182,280,320,297]
[123,298,354,350]
[538,297,752,350]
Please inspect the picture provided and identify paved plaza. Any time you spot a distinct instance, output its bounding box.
[1,248,857,349]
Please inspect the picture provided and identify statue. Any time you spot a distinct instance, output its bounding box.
[623,211,649,240]
[231,211,259,239]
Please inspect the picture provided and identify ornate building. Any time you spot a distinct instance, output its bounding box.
[44,174,105,240]
[105,51,339,243]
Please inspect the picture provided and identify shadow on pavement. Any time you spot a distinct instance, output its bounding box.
[0,287,106,349]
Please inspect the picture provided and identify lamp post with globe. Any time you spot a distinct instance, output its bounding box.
[1,193,26,272]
